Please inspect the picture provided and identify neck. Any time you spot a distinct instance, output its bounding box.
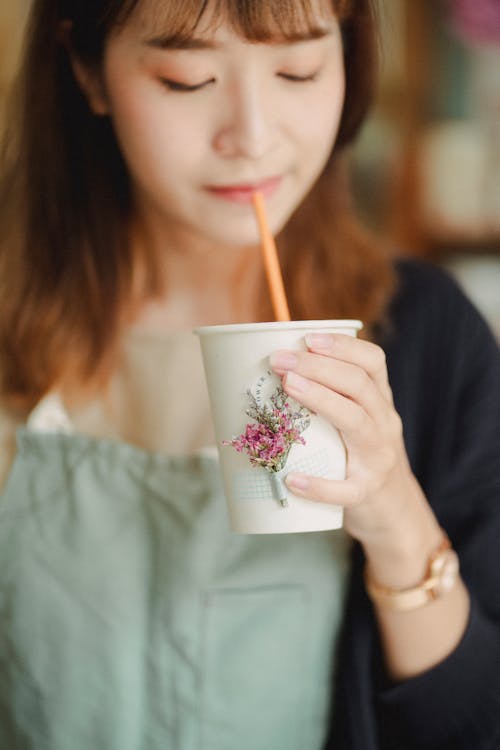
[129,214,264,331]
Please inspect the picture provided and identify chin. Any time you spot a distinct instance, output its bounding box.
[198,211,291,248]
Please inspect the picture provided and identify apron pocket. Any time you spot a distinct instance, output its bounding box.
[199,584,307,750]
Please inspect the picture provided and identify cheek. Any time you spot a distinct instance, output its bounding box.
[288,95,343,166]
[106,85,204,180]
[309,79,345,141]
[282,74,345,159]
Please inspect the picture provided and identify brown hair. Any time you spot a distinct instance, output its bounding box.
[0,0,395,414]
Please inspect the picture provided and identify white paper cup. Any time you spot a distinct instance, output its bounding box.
[195,320,362,534]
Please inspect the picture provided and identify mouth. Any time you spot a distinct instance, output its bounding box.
[205,175,282,204]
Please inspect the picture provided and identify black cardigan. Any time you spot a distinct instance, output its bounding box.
[326,259,500,750]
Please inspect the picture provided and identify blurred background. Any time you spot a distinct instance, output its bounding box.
[1,0,500,337]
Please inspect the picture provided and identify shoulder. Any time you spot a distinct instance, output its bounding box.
[385,257,498,358]
[391,257,477,319]
[383,256,500,428]
[383,260,500,519]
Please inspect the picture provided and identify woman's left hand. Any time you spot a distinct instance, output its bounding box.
[270,334,471,683]
[269,333,431,550]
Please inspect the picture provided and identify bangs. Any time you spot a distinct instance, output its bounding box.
[113,0,355,43]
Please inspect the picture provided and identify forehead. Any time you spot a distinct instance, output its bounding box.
[120,0,344,43]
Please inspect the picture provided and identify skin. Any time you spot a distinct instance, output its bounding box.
[72,0,470,681]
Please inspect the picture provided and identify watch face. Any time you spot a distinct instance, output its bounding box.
[434,550,460,596]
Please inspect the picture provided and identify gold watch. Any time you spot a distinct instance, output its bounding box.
[364,533,460,612]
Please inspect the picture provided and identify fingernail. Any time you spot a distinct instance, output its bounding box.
[283,371,308,394]
[305,333,334,353]
[269,350,298,372]
[286,473,310,491]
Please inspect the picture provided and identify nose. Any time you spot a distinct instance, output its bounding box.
[212,76,276,160]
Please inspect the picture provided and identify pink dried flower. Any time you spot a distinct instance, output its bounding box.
[223,383,310,473]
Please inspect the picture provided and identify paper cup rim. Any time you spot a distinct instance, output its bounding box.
[194,319,363,336]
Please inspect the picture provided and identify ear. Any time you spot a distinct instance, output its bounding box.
[58,20,110,116]
[71,58,110,116]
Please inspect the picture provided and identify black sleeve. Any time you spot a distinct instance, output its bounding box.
[375,260,500,750]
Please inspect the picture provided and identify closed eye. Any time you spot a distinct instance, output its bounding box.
[159,77,215,92]
[278,72,319,83]
[160,71,319,92]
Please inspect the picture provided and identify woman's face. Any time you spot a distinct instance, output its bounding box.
[86,0,346,249]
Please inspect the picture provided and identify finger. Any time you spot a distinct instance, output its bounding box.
[304,333,393,404]
[285,472,363,506]
[270,349,387,425]
[281,370,375,444]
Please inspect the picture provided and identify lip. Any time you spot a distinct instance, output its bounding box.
[205,175,282,204]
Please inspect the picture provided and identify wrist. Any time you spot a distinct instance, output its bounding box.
[360,478,444,589]
[365,532,460,612]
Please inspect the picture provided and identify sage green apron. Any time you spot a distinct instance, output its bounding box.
[0,428,350,750]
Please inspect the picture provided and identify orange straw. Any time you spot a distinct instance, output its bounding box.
[252,191,291,322]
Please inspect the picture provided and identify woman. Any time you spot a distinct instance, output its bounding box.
[0,1,499,748]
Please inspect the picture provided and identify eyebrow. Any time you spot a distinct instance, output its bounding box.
[143,28,332,50]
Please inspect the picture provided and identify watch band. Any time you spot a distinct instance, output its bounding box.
[364,533,460,612]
